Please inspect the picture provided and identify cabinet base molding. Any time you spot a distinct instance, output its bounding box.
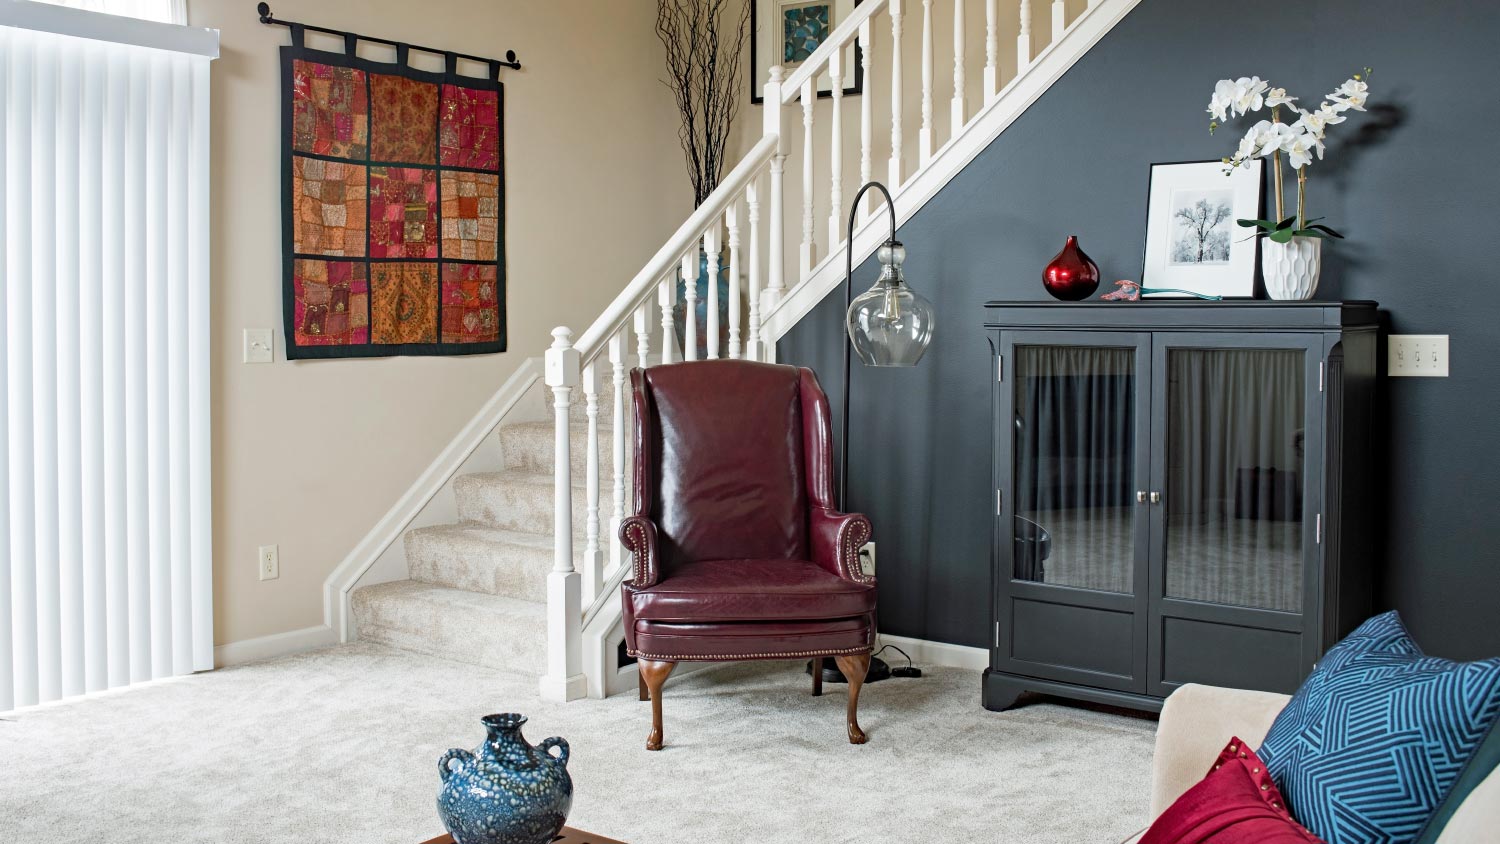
[982,668,1166,714]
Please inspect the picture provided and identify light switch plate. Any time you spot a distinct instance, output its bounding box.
[1389,334,1449,377]
[243,328,274,364]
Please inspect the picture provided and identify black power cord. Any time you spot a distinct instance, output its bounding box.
[873,644,922,678]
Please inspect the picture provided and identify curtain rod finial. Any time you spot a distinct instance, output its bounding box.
[257,3,273,24]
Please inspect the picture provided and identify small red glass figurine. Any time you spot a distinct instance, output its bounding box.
[1042,235,1101,301]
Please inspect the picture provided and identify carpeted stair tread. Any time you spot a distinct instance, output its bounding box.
[404,522,572,602]
[499,419,617,476]
[351,580,546,674]
[453,470,595,536]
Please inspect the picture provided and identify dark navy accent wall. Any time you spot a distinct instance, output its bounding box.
[780,0,1500,660]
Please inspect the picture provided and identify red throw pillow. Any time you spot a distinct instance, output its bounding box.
[1140,737,1324,844]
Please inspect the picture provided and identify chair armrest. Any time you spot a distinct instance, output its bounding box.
[619,516,661,588]
[809,507,874,584]
[1149,683,1291,819]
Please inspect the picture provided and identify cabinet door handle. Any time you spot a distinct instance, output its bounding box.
[1149,491,1162,505]
[1136,490,1147,504]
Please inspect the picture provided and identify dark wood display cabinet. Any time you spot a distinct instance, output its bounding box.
[982,301,1380,713]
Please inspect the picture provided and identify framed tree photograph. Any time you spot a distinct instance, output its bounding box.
[1142,160,1264,298]
[750,0,864,104]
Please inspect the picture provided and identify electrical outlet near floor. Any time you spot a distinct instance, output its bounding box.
[859,542,876,577]
[258,544,280,581]
[1389,334,1449,377]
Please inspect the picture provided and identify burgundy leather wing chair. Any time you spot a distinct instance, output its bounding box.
[620,359,877,750]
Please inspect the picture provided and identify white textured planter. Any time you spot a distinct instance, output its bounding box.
[1261,236,1323,301]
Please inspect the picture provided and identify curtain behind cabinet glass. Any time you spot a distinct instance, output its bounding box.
[1165,349,1304,612]
[1013,346,1135,593]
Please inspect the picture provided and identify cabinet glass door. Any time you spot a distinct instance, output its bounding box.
[1012,345,1138,593]
[1148,334,1322,696]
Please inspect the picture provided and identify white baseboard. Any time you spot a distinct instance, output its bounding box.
[213,624,339,668]
[878,633,989,671]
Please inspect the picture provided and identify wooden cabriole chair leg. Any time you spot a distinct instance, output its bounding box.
[834,654,872,745]
[811,657,823,696]
[639,659,676,751]
[638,668,649,701]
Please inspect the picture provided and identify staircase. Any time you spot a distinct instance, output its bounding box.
[328,0,1143,701]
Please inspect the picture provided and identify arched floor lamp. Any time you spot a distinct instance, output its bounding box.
[813,181,935,686]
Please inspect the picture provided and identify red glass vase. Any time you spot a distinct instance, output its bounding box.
[1042,235,1101,301]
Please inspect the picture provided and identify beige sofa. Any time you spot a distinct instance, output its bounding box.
[1125,684,1500,843]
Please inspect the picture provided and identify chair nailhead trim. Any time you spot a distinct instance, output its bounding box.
[627,646,872,661]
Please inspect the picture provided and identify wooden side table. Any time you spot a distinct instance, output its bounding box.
[421,829,624,844]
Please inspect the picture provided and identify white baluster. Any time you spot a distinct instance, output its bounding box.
[952,0,967,135]
[582,358,602,606]
[1052,0,1065,42]
[985,0,999,102]
[726,201,742,359]
[800,79,816,277]
[608,331,627,573]
[634,303,650,370]
[681,251,699,361]
[657,275,675,365]
[827,49,843,250]
[888,0,905,188]
[1018,0,1033,72]
[704,228,720,359]
[746,177,763,361]
[541,327,584,702]
[858,18,874,220]
[765,66,787,312]
[919,0,934,164]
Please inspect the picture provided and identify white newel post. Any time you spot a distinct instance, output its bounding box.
[542,327,587,702]
[764,67,787,315]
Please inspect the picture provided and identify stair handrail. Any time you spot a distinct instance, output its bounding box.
[776,0,886,105]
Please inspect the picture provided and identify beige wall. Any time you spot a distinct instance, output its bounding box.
[189,0,692,647]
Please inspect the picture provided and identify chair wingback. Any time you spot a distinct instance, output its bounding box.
[632,360,831,572]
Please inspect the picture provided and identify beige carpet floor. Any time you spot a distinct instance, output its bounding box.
[0,643,1155,843]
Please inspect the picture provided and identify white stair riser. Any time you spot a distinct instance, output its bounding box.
[404,527,578,602]
[351,581,547,675]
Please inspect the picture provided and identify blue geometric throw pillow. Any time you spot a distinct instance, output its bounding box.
[1257,611,1500,844]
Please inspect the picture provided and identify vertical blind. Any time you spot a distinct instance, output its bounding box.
[2,12,213,711]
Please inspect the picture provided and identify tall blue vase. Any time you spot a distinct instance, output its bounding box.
[672,247,731,359]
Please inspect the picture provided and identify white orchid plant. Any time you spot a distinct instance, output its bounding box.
[1207,69,1372,243]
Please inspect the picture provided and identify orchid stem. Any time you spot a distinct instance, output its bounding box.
[1271,107,1285,222]
[1296,169,1306,231]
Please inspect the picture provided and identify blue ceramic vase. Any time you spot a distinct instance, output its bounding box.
[672,247,732,359]
[436,714,573,844]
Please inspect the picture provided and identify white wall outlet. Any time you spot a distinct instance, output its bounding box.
[258,544,280,581]
[859,541,876,577]
[243,328,274,364]
[1389,334,1449,377]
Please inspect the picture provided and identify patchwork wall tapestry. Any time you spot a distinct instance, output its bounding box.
[281,34,505,358]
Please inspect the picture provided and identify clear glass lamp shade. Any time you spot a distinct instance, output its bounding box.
[845,242,935,367]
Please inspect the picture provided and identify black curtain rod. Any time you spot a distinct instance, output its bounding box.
[255,2,521,71]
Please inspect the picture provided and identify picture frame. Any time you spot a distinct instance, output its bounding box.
[750,0,864,105]
[1141,159,1264,299]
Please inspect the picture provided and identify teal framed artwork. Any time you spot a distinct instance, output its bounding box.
[750,0,863,104]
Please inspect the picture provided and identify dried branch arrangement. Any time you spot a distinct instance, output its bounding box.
[655,0,751,208]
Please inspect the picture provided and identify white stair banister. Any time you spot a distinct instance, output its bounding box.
[681,251,699,361]
[608,331,626,572]
[952,0,966,135]
[858,17,874,220]
[581,358,602,606]
[726,202,742,359]
[746,177,762,361]
[1052,0,1066,42]
[1018,0,1033,71]
[888,0,904,188]
[541,327,585,702]
[919,0,934,164]
[704,228,720,359]
[985,0,999,102]
[633,303,650,370]
[657,275,675,366]
[827,50,843,250]
[800,78,816,277]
